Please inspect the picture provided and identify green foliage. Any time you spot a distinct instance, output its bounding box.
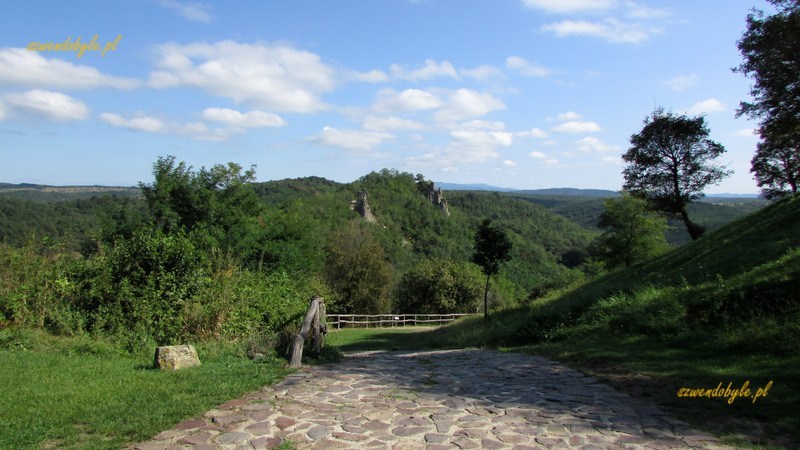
[395,258,484,314]
[72,227,208,345]
[472,218,512,277]
[0,239,79,333]
[473,218,512,319]
[736,0,800,199]
[140,156,264,264]
[324,222,393,314]
[623,109,731,240]
[591,194,669,268]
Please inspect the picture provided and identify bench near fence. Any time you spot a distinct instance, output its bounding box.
[327,313,474,329]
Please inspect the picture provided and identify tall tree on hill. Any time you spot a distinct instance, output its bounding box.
[735,0,800,199]
[472,219,512,321]
[622,109,731,240]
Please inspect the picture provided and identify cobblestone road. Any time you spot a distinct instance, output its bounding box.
[135,349,735,449]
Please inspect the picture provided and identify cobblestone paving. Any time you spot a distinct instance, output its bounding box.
[134,349,736,449]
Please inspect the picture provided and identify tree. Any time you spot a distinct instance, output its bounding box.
[395,258,483,314]
[735,1,800,199]
[591,194,669,268]
[139,156,264,261]
[623,109,731,240]
[751,137,800,199]
[472,219,512,320]
[323,222,392,314]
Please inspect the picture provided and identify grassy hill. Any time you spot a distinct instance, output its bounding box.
[408,193,799,446]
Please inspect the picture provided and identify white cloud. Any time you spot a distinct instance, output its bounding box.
[541,18,657,44]
[505,56,552,77]
[310,126,393,151]
[553,121,602,133]
[521,0,616,14]
[665,74,697,91]
[451,130,514,147]
[157,0,212,22]
[201,107,285,127]
[529,150,559,165]
[502,160,518,168]
[460,65,505,82]
[100,112,164,132]
[362,115,427,131]
[100,111,245,141]
[347,69,389,83]
[3,90,89,122]
[434,89,506,123]
[0,48,139,90]
[625,2,670,19]
[575,136,619,153]
[459,120,507,131]
[527,127,549,138]
[373,88,443,112]
[408,127,513,171]
[390,59,459,82]
[557,111,582,121]
[687,98,726,115]
[148,41,335,113]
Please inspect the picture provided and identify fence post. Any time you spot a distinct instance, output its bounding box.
[289,296,325,368]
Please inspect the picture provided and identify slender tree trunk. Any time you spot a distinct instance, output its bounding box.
[483,273,491,321]
[679,207,701,240]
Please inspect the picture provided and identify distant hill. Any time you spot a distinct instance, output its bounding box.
[514,188,619,197]
[436,182,517,192]
[0,183,140,202]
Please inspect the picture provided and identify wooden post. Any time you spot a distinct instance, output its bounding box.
[289,296,326,368]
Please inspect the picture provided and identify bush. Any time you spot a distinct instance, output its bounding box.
[0,239,79,333]
[324,222,393,314]
[395,258,484,314]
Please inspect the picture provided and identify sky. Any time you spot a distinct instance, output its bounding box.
[0,0,770,193]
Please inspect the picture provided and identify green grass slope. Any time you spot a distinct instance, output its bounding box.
[417,194,799,446]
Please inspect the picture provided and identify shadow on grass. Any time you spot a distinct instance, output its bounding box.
[523,336,800,449]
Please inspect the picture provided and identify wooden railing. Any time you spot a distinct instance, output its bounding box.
[327,313,474,329]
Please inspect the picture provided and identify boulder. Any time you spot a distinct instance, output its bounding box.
[153,345,201,370]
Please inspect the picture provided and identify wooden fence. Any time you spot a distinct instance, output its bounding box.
[327,313,474,329]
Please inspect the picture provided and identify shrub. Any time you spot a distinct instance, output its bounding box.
[395,258,484,314]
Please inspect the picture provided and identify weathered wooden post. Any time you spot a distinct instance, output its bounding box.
[289,296,326,368]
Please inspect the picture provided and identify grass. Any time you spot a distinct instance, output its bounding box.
[0,329,289,449]
[326,326,444,351]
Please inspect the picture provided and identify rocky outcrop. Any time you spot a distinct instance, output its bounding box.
[352,188,376,222]
[426,183,450,217]
[153,345,201,370]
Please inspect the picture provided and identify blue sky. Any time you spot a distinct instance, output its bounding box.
[0,0,767,193]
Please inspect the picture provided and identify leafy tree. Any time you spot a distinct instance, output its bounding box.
[623,109,731,240]
[472,219,512,320]
[591,194,669,268]
[735,0,800,199]
[139,156,264,262]
[323,222,392,314]
[751,138,800,199]
[395,258,483,314]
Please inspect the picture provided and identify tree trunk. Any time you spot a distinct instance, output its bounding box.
[679,207,701,241]
[483,273,491,321]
